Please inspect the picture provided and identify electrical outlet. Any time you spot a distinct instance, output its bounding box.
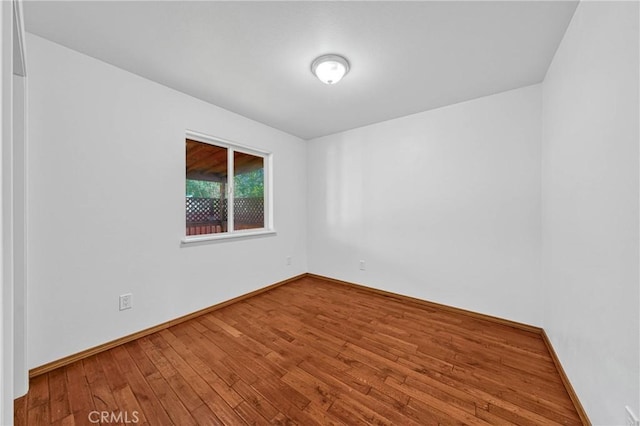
[626,406,639,426]
[359,260,365,271]
[286,256,292,266]
[119,293,132,311]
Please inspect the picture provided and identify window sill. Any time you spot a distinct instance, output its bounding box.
[181,229,277,245]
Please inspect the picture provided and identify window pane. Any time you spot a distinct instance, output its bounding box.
[233,151,264,231]
[185,140,228,235]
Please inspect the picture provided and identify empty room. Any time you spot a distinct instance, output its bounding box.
[1,0,639,425]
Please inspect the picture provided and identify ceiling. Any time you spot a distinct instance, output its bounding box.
[24,1,578,140]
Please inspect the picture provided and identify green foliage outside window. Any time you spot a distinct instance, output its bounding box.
[186,179,220,198]
[186,169,263,199]
[234,169,264,198]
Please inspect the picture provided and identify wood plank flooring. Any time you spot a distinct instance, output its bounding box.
[16,276,584,425]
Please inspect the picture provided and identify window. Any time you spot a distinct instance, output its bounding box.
[184,132,272,241]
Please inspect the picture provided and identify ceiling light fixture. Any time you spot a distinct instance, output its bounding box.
[311,54,350,85]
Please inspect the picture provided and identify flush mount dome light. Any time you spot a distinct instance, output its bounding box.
[311,54,350,85]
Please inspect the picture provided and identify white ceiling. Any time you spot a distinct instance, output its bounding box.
[24,1,578,140]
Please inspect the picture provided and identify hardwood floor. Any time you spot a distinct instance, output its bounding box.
[16,276,585,425]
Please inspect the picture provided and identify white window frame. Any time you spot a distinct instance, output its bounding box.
[181,130,275,244]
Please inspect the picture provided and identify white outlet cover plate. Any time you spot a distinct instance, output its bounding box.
[119,293,132,311]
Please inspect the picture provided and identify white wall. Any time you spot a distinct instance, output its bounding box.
[1,1,10,422]
[12,71,27,400]
[307,85,542,326]
[541,2,639,424]
[1,0,28,422]
[26,34,307,369]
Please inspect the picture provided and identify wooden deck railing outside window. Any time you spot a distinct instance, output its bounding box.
[185,196,264,235]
